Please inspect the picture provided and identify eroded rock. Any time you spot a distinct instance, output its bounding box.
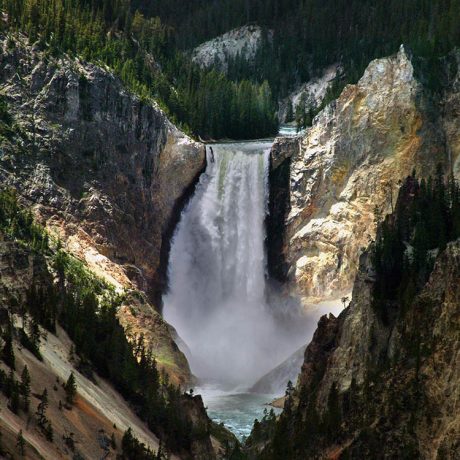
[0,34,205,384]
[270,45,458,305]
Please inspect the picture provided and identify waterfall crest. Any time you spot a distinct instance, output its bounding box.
[164,141,300,385]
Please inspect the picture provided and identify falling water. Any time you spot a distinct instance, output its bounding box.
[164,141,304,386]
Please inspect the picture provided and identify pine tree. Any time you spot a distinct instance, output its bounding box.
[64,372,77,406]
[16,429,25,457]
[36,388,49,428]
[20,365,31,412]
[29,317,41,350]
[111,432,116,449]
[9,382,20,414]
[45,422,53,442]
[4,368,15,398]
[0,428,4,456]
[2,322,15,370]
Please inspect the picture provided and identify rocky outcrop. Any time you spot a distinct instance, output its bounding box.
[439,50,460,177]
[250,234,460,459]
[278,64,341,123]
[191,25,271,73]
[0,34,205,384]
[270,45,458,305]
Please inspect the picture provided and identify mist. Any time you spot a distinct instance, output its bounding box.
[163,142,322,387]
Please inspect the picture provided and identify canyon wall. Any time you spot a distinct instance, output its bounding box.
[269,45,460,305]
[250,232,460,459]
[0,34,206,384]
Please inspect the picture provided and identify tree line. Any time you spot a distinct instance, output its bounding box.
[245,169,460,459]
[372,167,460,321]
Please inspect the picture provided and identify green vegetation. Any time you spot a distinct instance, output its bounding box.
[0,189,49,252]
[372,168,460,321]
[3,1,458,136]
[121,427,167,460]
[20,366,31,413]
[150,0,460,95]
[2,1,459,136]
[248,170,460,459]
[0,0,277,139]
[16,429,25,457]
[245,408,277,450]
[1,320,15,370]
[0,187,209,456]
[64,372,77,406]
[36,388,54,441]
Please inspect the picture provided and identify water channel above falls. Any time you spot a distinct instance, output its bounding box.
[163,138,342,439]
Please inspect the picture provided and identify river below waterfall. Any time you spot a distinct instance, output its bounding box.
[197,384,282,440]
[163,139,342,438]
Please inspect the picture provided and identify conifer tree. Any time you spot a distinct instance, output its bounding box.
[36,388,49,428]
[45,423,53,442]
[2,321,15,370]
[16,429,25,457]
[20,365,31,412]
[64,372,77,406]
[0,429,4,456]
[4,368,15,398]
[9,382,20,414]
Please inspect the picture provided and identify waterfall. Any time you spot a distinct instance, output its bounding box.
[163,141,304,386]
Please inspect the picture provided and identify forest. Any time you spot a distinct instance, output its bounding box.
[247,169,460,459]
[146,0,460,95]
[2,1,460,137]
[0,0,278,139]
[372,168,460,321]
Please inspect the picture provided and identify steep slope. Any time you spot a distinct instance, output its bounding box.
[248,177,460,459]
[268,45,459,305]
[0,322,165,459]
[278,65,341,124]
[191,25,271,73]
[250,346,306,395]
[0,200,223,459]
[0,34,206,384]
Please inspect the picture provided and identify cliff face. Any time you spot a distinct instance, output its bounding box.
[269,45,458,305]
[278,64,340,124]
[0,34,206,384]
[251,237,460,459]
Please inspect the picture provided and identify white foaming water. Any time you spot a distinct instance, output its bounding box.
[164,141,305,386]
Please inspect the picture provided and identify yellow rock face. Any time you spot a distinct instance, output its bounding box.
[274,46,453,307]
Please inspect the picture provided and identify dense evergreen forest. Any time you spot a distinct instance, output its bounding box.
[372,168,460,322]
[147,0,460,96]
[0,0,278,139]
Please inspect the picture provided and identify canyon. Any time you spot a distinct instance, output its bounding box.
[0,16,460,460]
[247,178,460,458]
